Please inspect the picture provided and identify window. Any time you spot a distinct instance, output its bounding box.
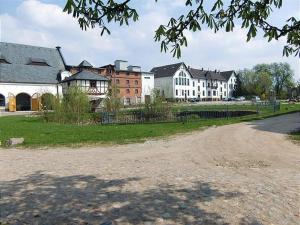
[126,89,130,94]
[193,81,195,87]
[135,80,138,85]
[126,72,130,75]
[179,78,182,85]
[220,87,222,92]
[126,80,130,85]
[187,79,189,86]
[0,94,5,106]
[203,82,204,87]
[208,83,210,87]
[213,90,216,96]
[183,78,186,86]
[202,91,205,96]
[175,78,178,85]
[193,90,195,96]
[224,83,226,88]
[182,90,184,96]
[176,89,178,96]
[135,89,138,94]
[116,79,120,84]
[208,90,211,96]
[198,86,200,91]
[198,79,200,83]
[187,90,190,96]
[125,98,131,105]
[90,80,97,88]
[221,81,222,84]
[224,92,226,96]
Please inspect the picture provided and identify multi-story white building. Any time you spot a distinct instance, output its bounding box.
[141,72,155,103]
[151,62,237,101]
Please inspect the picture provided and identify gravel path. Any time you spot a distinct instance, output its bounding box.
[1,113,300,225]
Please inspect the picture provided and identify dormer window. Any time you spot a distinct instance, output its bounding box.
[27,58,49,66]
[0,54,11,64]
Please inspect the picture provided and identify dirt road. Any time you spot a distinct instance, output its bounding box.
[1,113,300,225]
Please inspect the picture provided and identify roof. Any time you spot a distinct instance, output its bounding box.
[189,68,227,81]
[150,62,184,78]
[0,42,65,84]
[221,70,235,81]
[78,60,93,67]
[61,70,109,82]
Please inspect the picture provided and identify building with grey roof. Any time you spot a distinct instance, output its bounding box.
[151,62,237,101]
[0,42,66,111]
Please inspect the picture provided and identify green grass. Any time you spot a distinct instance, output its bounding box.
[0,103,299,148]
[290,129,300,144]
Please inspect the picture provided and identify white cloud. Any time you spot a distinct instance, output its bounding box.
[0,0,299,80]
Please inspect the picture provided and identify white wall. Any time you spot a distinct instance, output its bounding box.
[141,73,154,102]
[0,82,62,110]
[173,67,196,99]
[62,80,108,99]
[226,73,236,98]
[154,76,174,98]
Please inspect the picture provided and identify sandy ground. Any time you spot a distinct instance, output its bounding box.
[0,113,300,225]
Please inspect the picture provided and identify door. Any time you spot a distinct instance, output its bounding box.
[8,93,16,112]
[31,93,41,111]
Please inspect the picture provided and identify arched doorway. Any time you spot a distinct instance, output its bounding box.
[16,93,31,111]
[41,93,55,110]
[0,94,5,107]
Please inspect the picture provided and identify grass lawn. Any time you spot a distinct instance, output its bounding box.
[0,103,299,148]
[290,130,300,144]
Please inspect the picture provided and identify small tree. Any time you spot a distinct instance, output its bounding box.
[103,84,122,112]
[43,86,91,124]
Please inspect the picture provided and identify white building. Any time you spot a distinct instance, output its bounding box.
[141,72,155,103]
[151,62,237,101]
[0,42,65,111]
[61,69,109,110]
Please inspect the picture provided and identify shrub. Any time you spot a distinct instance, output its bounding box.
[103,85,122,112]
[43,87,92,124]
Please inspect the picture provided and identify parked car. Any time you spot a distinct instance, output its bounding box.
[252,96,261,102]
[236,96,246,101]
[188,98,198,103]
[227,97,237,101]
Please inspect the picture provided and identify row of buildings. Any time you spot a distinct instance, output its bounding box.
[0,42,237,111]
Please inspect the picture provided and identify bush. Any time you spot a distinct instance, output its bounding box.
[103,85,122,112]
[43,87,92,124]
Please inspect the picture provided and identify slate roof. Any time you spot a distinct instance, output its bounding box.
[78,60,93,67]
[150,62,184,78]
[0,42,65,84]
[221,70,235,81]
[189,68,227,81]
[61,70,109,82]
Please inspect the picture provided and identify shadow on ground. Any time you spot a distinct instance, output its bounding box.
[249,112,300,134]
[1,172,261,224]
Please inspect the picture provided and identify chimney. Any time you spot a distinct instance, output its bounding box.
[56,46,66,67]
[214,69,217,73]
[201,67,203,71]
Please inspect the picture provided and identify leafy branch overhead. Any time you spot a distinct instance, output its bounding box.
[64,0,300,58]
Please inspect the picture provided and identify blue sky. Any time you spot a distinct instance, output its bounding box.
[0,0,299,80]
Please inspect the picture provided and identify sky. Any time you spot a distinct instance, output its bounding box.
[0,0,299,80]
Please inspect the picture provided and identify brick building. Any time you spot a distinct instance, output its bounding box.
[67,60,143,105]
[100,60,142,105]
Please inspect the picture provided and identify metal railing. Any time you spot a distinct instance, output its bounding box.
[100,101,281,125]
